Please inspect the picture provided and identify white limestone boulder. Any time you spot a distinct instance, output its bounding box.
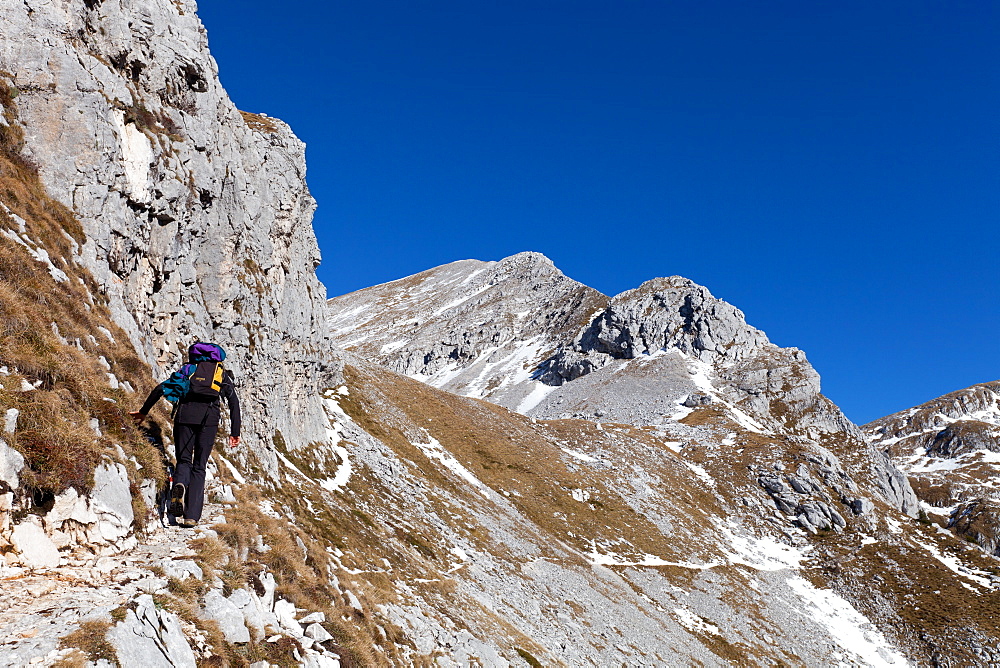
[10,517,60,568]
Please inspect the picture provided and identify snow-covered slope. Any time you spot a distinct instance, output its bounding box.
[866,381,1000,553]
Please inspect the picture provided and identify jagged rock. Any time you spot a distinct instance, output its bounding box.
[160,558,203,580]
[139,479,158,511]
[683,393,713,408]
[787,476,816,495]
[257,571,277,611]
[927,421,998,457]
[301,651,341,668]
[772,494,799,515]
[0,492,12,534]
[273,599,304,637]
[213,484,237,504]
[0,437,25,490]
[871,453,919,518]
[796,502,846,533]
[851,498,875,516]
[108,594,196,668]
[759,476,787,495]
[87,462,135,545]
[300,611,325,624]
[345,590,363,612]
[135,576,169,594]
[202,589,251,643]
[568,277,768,363]
[47,487,99,528]
[229,588,277,640]
[305,622,333,643]
[10,518,61,568]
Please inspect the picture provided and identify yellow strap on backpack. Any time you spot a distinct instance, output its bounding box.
[211,363,224,393]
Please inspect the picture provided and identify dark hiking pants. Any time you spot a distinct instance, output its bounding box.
[173,421,217,522]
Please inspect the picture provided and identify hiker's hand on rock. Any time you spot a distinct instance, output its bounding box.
[229,436,241,449]
[128,411,146,425]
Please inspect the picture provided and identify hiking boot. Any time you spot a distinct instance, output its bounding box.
[168,483,186,517]
[180,518,198,528]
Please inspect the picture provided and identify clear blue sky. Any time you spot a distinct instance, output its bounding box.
[198,1,999,425]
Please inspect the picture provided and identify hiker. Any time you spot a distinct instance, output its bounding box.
[129,342,241,527]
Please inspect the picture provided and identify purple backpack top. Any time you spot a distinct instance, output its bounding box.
[189,341,226,363]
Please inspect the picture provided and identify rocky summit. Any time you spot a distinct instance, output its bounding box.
[1,0,999,667]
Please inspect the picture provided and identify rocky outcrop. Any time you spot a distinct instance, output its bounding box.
[555,277,769,366]
[542,276,855,438]
[866,381,1000,458]
[867,381,1000,549]
[108,594,197,668]
[1,0,333,458]
[3,460,138,568]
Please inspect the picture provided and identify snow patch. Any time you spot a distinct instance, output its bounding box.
[718,523,805,571]
[518,381,558,414]
[786,577,910,666]
[412,429,494,499]
[320,397,354,493]
[673,607,720,636]
[560,447,599,463]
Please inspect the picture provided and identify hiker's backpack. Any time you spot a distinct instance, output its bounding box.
[161,342,227,404]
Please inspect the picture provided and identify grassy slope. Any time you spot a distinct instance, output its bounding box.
[0,76,165,509]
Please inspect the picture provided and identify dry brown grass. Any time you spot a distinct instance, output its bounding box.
[57,620,117,665]
[239,110,279,134]
[339,364,724,566]
[203,480,408,667]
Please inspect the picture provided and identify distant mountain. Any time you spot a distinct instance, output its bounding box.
[330,254,851,437]
[866,381,1000,553]
[328,252,916,515]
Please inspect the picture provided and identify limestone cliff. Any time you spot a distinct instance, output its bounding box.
[1,0,333,463]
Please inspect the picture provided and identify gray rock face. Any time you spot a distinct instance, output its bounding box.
[756,444,883,531]
[202,589,251,644]
[870,452,919,518]
[108,594,196,668]
[927,421,999,457]
[541,275,855,438]
[0,0,333,458]
[562,277,769,365]
[10,517,61,569]
[866,381,1000,457]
